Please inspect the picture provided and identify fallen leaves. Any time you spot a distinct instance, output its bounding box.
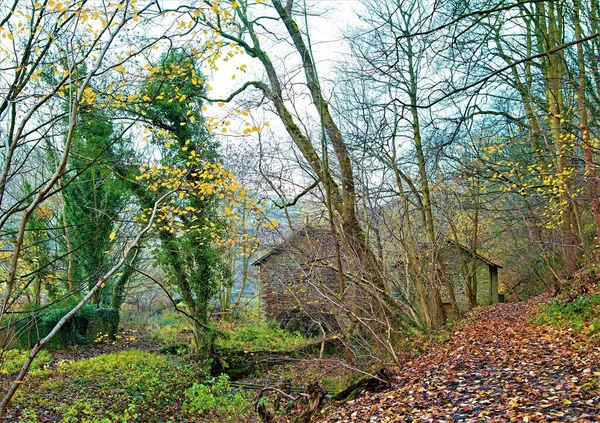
[319,296,600,422]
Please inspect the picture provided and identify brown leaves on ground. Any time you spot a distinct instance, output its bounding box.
[320,297,600,422]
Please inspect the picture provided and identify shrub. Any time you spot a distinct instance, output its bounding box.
[184,374,253,421]
[16,304,119,349]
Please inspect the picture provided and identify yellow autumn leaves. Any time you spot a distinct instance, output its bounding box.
[134,156,266,253]
[477,126,586,231]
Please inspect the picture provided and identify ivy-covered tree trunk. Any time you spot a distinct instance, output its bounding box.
[62,106,125,303]
[130,51,225,357]
[110,244,142,312]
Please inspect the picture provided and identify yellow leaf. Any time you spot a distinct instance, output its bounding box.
[109,232,116,240]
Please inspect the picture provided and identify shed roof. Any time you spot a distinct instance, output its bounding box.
[251,227,332,266]
[252,229,502,269]
[453,242,502,268]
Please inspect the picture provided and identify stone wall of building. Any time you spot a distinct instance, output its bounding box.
[440,246,497,314]
[259,230,342,320]
[258,232,500,321]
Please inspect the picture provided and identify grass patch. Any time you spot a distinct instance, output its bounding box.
[121,309,192,345]
[0,349,51,375]
[122,309,309,353]
[216,322,308,352]
[537,292,600,339]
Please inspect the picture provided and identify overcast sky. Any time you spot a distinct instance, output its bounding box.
[202,0,365,165]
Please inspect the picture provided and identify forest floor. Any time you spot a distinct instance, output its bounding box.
[3,296,599,422]
[319,296,600,422]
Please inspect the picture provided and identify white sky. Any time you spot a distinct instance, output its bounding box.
[202,1,364,192]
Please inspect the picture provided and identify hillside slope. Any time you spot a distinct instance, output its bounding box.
[320,297,600,422]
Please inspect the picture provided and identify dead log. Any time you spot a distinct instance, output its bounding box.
[331,368,394,403]
[211,335,341,380]
[255,380,326,423]
[292,381,326,423]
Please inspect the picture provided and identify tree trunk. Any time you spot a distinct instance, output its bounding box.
[538,1,581,279]
[572,0,600,249]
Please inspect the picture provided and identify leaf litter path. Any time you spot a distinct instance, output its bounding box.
[320,297,600,422]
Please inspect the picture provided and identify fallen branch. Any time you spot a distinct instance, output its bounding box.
[210,335,341,379]
[331,368,396,403]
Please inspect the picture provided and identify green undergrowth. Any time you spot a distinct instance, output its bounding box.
[537,292,600,340]
[216,322,308,352]
[183,374,254,422]
[13,350,198,422]
[0,349,51,375]
[121,309,192,345]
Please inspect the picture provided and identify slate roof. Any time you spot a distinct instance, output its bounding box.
[251,227,332,266]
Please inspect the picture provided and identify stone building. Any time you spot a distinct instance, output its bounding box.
[253,228,501,322]
[437,243,501,315]
[252,227,342,320]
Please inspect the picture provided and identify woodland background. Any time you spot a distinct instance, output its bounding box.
[0,0,599,421]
